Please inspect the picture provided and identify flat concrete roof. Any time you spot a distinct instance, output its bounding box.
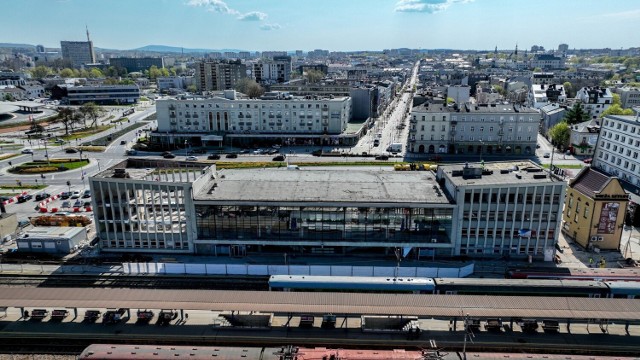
[195,168,451,205]
[439,161,563,188]
[23,226,85,239]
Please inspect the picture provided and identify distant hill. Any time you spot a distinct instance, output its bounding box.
[133,45,244,53]
[0,43,35,49]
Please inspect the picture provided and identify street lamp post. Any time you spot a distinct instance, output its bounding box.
[42,140,49,165]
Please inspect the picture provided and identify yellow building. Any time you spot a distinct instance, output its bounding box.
[563,167,629,250]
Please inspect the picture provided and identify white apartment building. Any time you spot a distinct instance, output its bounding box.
[529,84,566,109]
[252,56,292,84]
[154,90,351,147]
[408,103,450,154]
[576,87,613,119]
[593,115,640,190]
[157,76,185,91]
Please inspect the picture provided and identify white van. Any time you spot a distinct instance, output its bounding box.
[386,143,402,153]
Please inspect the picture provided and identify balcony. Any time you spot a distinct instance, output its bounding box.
[409,138,416,142]
[170,120,177,125]
[169,105,176,111]
[169,113,176,118]
[184,113,191,118]
[410,118,417,123]
[185,122,192,125]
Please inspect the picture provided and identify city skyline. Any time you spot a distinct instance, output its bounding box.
[2,0,640,52]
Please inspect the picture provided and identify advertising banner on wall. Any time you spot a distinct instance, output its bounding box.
[597,202,620,234]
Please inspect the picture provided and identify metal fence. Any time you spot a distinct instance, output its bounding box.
[123,262,475,278]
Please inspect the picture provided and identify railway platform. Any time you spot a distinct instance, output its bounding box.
[1,287,640,355]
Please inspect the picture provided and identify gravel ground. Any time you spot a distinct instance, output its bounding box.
[0,355,76,360]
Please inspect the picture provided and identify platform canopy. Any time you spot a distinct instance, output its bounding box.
[2,287,640,321]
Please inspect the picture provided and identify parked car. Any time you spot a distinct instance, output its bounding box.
[125,149,137,155]
[65,148,78,153]
[253,149,264,155]
[225,153,238,159]
[60,192,72,200]
[239,149,249,154]
[70,191,81,199]
[61,201,71,208]
[83,201,92,207]
[21,148,33,154]
[54,139,66,144]
[272,155,286,161]
[375,155,389,160]
[82,190,91,198]
[73,200,82,208]
[17,194,33,203]
[35,193,51,201]
[162,153,176,159]
[207,154,221,160]
[185,156,198,161]
[543,153,551,158]
[583,158,593,164]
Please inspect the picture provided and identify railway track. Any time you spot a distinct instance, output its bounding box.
[2,332,640,357]
[0,274,269,290]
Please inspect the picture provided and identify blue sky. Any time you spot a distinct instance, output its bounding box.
[3,0,640,51]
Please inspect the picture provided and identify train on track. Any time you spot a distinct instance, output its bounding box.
[505,267,640,281]
[77,344,640,360]
[268,275,640,298]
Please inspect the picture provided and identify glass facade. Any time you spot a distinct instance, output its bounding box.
[195,205,453,245]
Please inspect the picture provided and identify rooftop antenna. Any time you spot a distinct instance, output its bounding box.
[86,25,91,42]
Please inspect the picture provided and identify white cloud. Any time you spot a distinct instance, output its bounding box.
[395,0,473,13]
[238,11,268,21]
[187,0,238,15]
[260,23,281,31]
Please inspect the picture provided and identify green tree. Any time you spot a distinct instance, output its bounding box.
[601,104,634,118]
[56,107,79,135]
[89,68,104,78]
[492,85,506,96]
[234,78,264,98]
[548,122,570,150]
[612,93,621,106]
[446,97,455,105]
[563,81,574,98]
[306,69,325,83]
[59,68,74,78]
[187,84,197,93]
[148,65,168,79]
[30,65,52,79]
[79,102,103,128]
[564,102,588,125]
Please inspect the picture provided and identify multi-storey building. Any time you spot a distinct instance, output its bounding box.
[529,84,566,109]
[408,103,449,154]
[408,102,539,155]
[194,60,247,92]
[53,84,140,105]
[593,115,640,190]
[569,119,600,156]
[540,103,567,135]
[437,162,566,258]
[619,88,640,109]
[60,41,95,68]
[530,54,565,70]
[109,57,164,73]
[152,90,351,147]
[252,56,291,84]
[576,86,613,119]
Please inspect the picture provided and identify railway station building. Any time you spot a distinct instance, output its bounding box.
[90,159,564,260]
[436,161,566,259]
